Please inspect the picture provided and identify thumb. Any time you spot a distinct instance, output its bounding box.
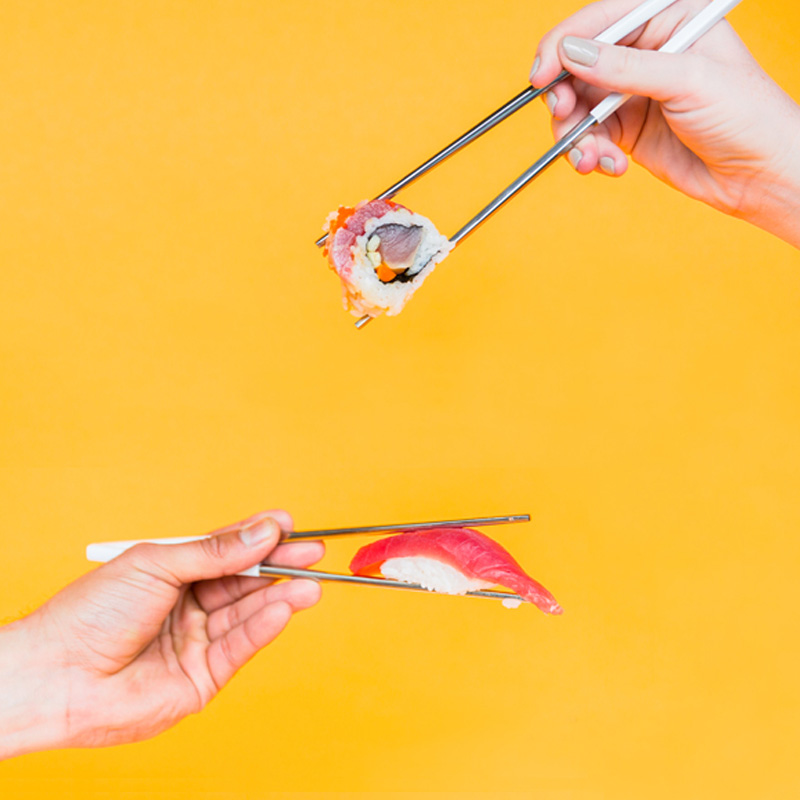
[126,516,281,587]
[559,36,698,103]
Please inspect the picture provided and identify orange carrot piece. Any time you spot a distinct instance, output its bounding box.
[376,264,397,283]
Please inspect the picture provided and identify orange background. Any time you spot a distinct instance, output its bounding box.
[2,1,799,797]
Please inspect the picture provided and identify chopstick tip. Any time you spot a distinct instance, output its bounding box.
[355,315,373,329]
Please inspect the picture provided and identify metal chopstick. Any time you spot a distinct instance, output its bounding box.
[315,0,681,250]
[449,116,597,245]
[283,513,530,541]
[314,84,553,250]
[448,0,743,246]
[258,564,525,602]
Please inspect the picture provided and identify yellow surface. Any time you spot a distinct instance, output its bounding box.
[2,0,800,797]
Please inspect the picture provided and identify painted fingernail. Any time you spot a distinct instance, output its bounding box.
[600,157,616,175]
[568,148,583,169]
[529,55,540,83]
[562,36,599,67]
[545,91,557,114]
[240,518,276,546]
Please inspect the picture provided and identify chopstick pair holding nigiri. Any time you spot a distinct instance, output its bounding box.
[318,0,744,328]
[87,514,547,607]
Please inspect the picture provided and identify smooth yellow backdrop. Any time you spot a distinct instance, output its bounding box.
[2,1,799,797]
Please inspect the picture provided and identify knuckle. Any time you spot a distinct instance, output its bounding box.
[124,542,161,572]
[200,534,228,561]
[219,634,238,670]
[126,541,155,560]
[118,542,177,586]
[618,44,638,77]
[241,624,259,652]
[590,1,611,27]
[226,603,241,631]
[542,26,562,48]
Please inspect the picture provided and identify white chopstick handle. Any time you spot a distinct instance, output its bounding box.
[591,0,744,124]
[85,537,262,577]
[595,0,679,45]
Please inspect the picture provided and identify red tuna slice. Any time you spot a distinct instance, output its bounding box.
[343,199,401,236]
[349,527,563,615]
[326,199,404,277]
[328,227,357,277]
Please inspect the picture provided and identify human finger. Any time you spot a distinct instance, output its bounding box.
[193,538,324,613]
[123,516,281,588]
[192,574,272,614]
[551,88,632,174]
[204,508,293,538]
[530,0,649,88]
[264,540,325,568]
[550,97,600,175]
[207,601,293,689]
[558,127,629,177]
[206,579,321,640]
[261,508,294,533]
[202,510,271,537]
[593,136,630,176]
[557,34,705,102]
[542,80,577,121]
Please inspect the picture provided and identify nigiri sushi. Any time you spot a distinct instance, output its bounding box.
[322,199,453,319]
[349,527,563,615]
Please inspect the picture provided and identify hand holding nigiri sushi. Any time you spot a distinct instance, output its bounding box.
[531,0,800,248]
[0,511,323,759]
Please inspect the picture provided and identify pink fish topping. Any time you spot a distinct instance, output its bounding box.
[324,199,401,279]
[349,527,563,615]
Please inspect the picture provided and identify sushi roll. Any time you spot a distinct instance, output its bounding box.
[322,199,453,319]
[350,527,563,615]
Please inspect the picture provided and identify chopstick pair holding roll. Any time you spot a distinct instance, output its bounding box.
[87,514,561,609]
[318,0,744,328]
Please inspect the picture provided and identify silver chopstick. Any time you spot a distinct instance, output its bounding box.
[314,84,553,250]
[258,564,526,602]
[315,0,681,249]
[449,115,596,245]
[283,513,530,541]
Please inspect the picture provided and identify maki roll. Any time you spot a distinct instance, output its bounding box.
[322,199,453,319]
[349,527,563,614]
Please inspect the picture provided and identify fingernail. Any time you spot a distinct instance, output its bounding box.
[529,55,540,83]
[545,91,557,115]
[562,36,599,67]
[568,148,583,169]
[240,518,276,547]
[600,156,616,175]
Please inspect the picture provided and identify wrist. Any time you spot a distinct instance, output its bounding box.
[0,615,70,760]
[735,103,800,249]
[742,164,800,249]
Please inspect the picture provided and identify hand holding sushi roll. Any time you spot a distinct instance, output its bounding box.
[0,511,323,759]
[530,0,800,248]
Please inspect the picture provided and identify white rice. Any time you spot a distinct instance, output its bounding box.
[380,556,493,595]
